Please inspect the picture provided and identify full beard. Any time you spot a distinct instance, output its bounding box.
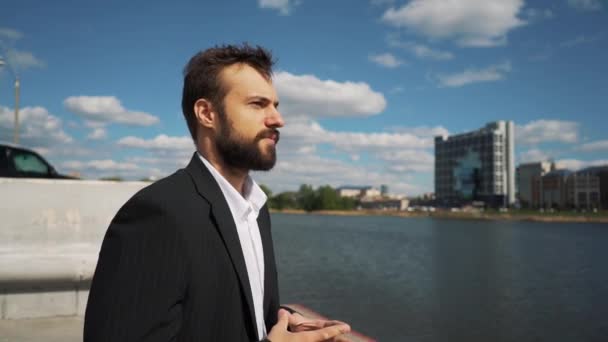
[215,114,279,171]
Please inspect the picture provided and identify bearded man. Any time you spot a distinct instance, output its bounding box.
[84,44,350,342]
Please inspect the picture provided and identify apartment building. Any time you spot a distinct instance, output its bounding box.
[435,121,515,207]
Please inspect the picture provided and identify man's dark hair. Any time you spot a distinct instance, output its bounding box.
[181,43,275,141]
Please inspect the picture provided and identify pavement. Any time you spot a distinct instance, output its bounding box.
[0,317,83,342]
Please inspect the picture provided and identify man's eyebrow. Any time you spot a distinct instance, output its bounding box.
[247,95,279,108]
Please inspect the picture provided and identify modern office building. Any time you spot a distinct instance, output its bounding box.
[600,168,608,210]
[516,161,554,208]
[435,121,515,207]
[359,197,409,211]
[570,165,608,210]
[380,184,389,197]
[540,169,573,209]
[336,185,380,199]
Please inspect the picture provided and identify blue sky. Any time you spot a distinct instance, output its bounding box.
[0,0,606,195]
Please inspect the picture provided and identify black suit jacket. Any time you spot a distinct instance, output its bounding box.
[84,153,280,341]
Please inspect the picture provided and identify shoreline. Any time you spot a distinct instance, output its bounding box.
[270,209,608,223]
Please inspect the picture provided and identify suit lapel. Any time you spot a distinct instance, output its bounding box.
[185,153,258,337]
[258,206,274,317]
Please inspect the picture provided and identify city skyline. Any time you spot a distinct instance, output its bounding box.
[0,0,606,195]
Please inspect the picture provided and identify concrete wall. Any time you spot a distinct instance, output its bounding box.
[0,178,148,319]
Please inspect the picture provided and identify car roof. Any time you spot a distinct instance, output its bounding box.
[0,141,27,149]
[0,141,37,152]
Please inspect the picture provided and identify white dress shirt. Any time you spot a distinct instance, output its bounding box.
[198,153,268,339]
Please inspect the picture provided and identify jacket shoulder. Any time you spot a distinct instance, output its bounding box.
[113,169,209,224]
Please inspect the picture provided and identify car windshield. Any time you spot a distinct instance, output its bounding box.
[12,151,50,175]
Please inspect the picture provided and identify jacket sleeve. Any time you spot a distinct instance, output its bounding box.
[84,194,189,342]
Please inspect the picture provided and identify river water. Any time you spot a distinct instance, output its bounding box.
[271,213,608,342]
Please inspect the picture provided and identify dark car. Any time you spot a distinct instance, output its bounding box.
[0,143,76,179]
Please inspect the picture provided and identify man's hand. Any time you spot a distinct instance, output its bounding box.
[287,311,351,342]
[266,309,351,342]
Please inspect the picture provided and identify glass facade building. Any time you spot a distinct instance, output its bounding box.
[435,121,515,207]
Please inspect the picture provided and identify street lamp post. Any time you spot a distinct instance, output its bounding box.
[0,57,20,144]
[14,77,20,144]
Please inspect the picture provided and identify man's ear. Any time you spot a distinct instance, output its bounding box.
[194,98,215,129]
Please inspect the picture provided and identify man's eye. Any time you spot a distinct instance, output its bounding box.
[251,102,264,108]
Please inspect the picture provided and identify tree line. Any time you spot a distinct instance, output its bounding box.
[260,184,357,211]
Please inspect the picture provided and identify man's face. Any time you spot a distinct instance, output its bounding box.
[214,64,284,171]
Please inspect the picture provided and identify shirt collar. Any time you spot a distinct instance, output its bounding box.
[198,153,267,220]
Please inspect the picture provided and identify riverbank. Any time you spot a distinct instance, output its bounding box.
[270,208,608,223]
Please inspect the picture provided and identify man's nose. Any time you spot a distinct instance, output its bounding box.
[265,107,285,128]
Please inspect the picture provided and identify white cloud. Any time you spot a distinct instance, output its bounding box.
[516,120,579,145]
[380,150,434,172]
[519,148,550,163]
[258,0,297,15]
[330,131,431,151]
[84,120,107,129]
[0,27,23,40]
[253,154,424,195]
[0,28,45,72]
[524,8,554,21]
[567,0,602,11]
[106,135,196,180]
[4,49,45,69]
[87,128,107,140]
[369,53,404,68]
[390,86,405,94]
[41,145,95,158]
[371,0,395,5]
[117,134,194,151]
[126,156,168,165]
[436,61,511,87]
[62,159,139,172]
[281,118,433,153]
[560,34,602,48]
[0,106,72,146]
[387,36,454,60]
[272,118,438,193]
[64,96,160,126]
[405,42,454,60]
[529,50,552,62]
[60,159,143,179]
[382,0,526,47]
[274,71,386,118]
[579,140,608,152]
[389,125,450,138]
[555,159,608,170]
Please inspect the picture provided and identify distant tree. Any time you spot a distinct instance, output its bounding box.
[297,184,316,211]
[99,176,124,182]
[339,196,357,210]
[317,185,340,210]
[269,191,298,210]
[269,184,358,211]
[259,184,273,198]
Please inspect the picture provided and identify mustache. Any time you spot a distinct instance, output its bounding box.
[256,129,280,143]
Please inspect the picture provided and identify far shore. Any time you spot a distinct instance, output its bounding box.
[270,208,608,224]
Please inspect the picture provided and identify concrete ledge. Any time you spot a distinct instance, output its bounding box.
[0,316,84,342]
[0,244,96,319]
[1,179,146,319]
[3,290,77,319]
[0,287,89,320]
[0,245,97,286]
